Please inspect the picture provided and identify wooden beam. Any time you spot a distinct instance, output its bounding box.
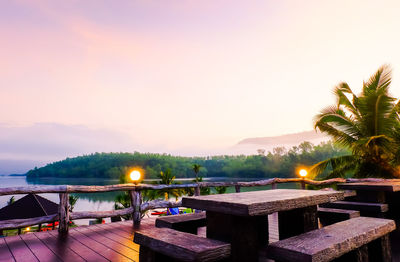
[0,214,58,230]
[1,178,399,196]
[70,207,134,220]
[140,200,182,212]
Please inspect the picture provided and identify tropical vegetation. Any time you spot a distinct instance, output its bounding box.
[310,65,400,179]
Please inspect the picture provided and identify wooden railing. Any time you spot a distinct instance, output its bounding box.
[0,177,398,234]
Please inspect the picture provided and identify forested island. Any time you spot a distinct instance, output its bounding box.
[26,141,347,180]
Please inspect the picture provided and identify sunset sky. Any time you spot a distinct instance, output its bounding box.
[2,0,400,170]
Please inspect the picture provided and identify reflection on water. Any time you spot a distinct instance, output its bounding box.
[0,175,299,225]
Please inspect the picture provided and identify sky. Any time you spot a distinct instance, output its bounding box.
[2,0,400,172]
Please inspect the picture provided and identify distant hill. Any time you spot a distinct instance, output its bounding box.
[227,131,329,155]
[238,131,327,145]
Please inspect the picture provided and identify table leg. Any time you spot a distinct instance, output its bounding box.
[385,192,400,223]
[206,211,269,262]
[278,205,318,240]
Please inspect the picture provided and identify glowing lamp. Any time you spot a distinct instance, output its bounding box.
[130,170,141,184]
[299,169,308,178]
[26,227,30,231]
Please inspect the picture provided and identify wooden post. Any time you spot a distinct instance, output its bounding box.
[58,193,69,234]
[52,221,55,230]
[194,185,201,213]
[301,180,306,190]
[194,185,200,196]
[235,185,241,193]
[17,228,21,235]
[271,183,277,190]
[38,224,42,232]
[130,190,142,226]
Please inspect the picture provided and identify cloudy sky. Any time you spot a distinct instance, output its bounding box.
[2,0,400,172]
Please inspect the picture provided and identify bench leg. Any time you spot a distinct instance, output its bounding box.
[139,246,155,262]
[368,235,391,262]
[278,205,318,240]
[207,211,268,262]
[139,246,176,262]
[334,245,369,262]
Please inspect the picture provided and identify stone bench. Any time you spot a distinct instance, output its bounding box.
[134,227,230,262]
[155,212,206,234]
[318,207,360,226]
[266,217,396,262]
[320,200,388,217]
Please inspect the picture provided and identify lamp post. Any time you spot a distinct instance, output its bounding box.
[299,169,307,190]
[129,170,142,226]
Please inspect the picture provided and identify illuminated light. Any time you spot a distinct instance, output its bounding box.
[299,169,308,178]
[130,170,141,183]
[26,227,30,231]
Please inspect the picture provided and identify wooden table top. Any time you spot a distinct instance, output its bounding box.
[182,189,344,216]
[338,182,400,192]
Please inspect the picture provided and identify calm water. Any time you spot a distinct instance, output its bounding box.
[0,175,299,225]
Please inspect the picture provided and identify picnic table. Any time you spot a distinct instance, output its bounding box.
[182,189,344,262]
[338,182,400,221]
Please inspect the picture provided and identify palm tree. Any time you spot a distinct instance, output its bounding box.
[68,195,79,212]
[157,169,184,200]
[114,192,132,220]
[310,65,400,179]
[192,164,202,182]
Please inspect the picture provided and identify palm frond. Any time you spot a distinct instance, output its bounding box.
[333,83,360,118]
[314,122,356,148]
[308,155,356,179]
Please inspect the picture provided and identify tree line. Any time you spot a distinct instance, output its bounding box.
[26,141,347,180]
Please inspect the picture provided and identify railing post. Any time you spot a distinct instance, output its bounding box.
[130,190,142,226]
[58,193,69,234]
[235,185,241,193]
[301,180,306,190]
[194,185,200,196]
[271,183,277,190]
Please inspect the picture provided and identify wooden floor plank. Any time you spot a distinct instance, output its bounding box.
[4,235,38,262]
[47,230,109,262]
[33,231,85,262]
[68,228,133,262]
[74,226,138,261]
[0,238,15,262]
[20,234,62,262]
[93,223,140,252]
[84,224,139,252]
[94,223,133,240]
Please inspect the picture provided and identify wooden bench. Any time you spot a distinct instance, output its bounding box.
[134,227,230,262]
[320,200,388,217]
[155,212,206,234]
[266,217,396,262]
[318,207,360,226]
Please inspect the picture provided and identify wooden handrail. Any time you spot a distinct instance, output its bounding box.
[1,177,399,234]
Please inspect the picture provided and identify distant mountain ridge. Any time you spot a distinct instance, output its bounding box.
[237,131,327,145]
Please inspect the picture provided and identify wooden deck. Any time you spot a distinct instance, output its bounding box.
[0,214,280,262]
[0,219,153,262]
[1,215,398,262]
